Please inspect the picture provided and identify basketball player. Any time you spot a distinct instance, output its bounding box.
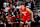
[19,3,35,27]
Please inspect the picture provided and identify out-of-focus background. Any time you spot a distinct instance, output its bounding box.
[0,0,40,27]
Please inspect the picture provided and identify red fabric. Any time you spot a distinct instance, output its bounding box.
[8,8,12,13]
[11,17,14,21]
[11,16,16,21]
[0,11,1,14]
[21,18,26,22]
[16,15,20,20]
[20,7,30,22]
[11,15,20,21]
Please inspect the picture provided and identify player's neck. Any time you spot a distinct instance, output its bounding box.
[22,7,25,11]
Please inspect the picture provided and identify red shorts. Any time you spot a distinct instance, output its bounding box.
[21,16,30,22]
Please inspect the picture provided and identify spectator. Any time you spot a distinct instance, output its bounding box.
[3,1,9,8]
[33,1,36,8]
[9,0,12,4]
[36,9,38,13]
[37,13,40,27]
[4,3,10,16]
[3,2,6,8]
[31,0,34,11]
[12,5,15,8]
[37,16,40,23]
[25,1,28,6]
[28,2,31,8]
[6,14,13,27]
[8,4,12,14]
[31,12,38,27]
[16,4,21,9]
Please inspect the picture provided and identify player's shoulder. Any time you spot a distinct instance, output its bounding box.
[25,7,27,9]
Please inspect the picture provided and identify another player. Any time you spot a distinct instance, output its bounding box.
[19,3,35,27]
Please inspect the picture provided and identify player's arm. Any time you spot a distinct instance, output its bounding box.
[26,8,35,22]
[19,9,22,19]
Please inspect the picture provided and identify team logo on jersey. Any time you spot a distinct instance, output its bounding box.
[22,12,27,16]
[22,12,27,14]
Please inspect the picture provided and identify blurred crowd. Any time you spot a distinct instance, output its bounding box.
[0,0,40,27]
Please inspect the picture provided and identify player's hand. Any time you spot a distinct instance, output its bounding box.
[31,18,35,23]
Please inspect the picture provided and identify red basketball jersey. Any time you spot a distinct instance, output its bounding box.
[20,7,30,22]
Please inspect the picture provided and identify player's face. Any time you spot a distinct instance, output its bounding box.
[20,5,24,8]
[20,5,24,10]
